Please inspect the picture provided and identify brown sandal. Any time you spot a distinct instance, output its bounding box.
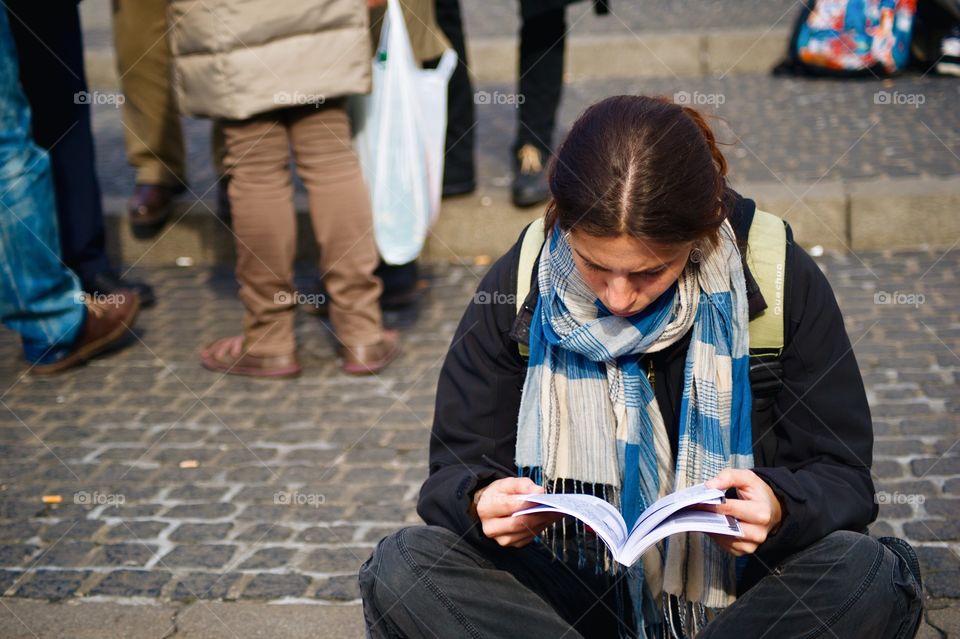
[200,336,301,378]
[340,329,401,375]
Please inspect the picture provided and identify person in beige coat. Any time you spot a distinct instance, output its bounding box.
[169,0,400,378]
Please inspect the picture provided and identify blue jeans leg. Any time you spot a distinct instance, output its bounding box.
[0,9,85,364]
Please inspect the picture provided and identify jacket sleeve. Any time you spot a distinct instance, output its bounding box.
[416,238,528,546]
[753,244,878,563]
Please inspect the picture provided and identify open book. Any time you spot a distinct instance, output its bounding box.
[512,483,742,567]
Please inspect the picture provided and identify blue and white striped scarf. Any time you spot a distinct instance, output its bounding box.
[515,219,753,636]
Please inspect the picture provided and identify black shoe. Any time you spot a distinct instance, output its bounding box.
[511,144,549,208]
[84,272,156,308]
[442,179,476,198]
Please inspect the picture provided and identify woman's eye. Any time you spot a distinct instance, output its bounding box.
[633,269,664,279]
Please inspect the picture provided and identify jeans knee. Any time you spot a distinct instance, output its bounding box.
[799,530,880,567]
[359,526,458,610]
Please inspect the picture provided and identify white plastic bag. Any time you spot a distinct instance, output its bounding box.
[352,0,457,265]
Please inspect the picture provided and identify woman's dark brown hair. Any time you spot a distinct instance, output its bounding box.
[544,95,733,245]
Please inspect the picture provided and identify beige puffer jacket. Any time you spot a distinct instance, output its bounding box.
[169,0,371,120]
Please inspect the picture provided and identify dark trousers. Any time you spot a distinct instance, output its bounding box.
[360,526,924,639]
[434,0,567,181]
[516,6,566,155]
[7,0,112,284]
[434,0,475,189]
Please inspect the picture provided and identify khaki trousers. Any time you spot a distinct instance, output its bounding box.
[222,102,383,357]
[112,0,186,186]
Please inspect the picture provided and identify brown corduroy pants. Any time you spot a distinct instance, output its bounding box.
[222,102,384,357]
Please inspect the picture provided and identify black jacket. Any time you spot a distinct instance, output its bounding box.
[417,196,878,567]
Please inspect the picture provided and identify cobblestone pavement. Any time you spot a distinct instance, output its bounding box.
[88,72,960,201]
[0,245,958,634]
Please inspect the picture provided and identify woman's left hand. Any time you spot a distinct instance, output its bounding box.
[703,469,784,557]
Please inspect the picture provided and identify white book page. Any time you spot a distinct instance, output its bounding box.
[513,493,628,551]
[619,510,742,567]
[627,484,726,541]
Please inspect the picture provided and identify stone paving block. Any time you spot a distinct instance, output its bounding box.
[300,548,370,574]
[0,570,18,593]
[239,547,296,570]
[14,570,89,600]
[234,523,295,543]
[904,521,960,542]
[925,499,960,519]
[167,484,231,501]
[33,541,96,567]
[912,457,960,477]
[916,546,960,574]
[0,522,40,542]
[347,484,409,505]
[241,573,310,599]
[160,545,236,569]
[351,502,415,522]
[233,504,294,522]
[340,467,401,485]
[297,526,358,545]
[927,572,960,599]
[163,503,236,519]
[93,543,157,567]
[0,545,37,567]
[282,504,349,524]
[169,523,234,543]
[89,570,172,597]
[172,572,241,601]
[104,520,169,540]
[0,501,43,519]
[313,574,361,602]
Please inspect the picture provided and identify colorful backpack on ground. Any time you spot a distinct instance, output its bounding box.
[784,0,918,75]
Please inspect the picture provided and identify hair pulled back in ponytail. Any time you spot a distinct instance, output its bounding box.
[544,95,735,246]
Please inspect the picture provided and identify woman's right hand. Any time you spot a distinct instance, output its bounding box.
[472,477,563,548]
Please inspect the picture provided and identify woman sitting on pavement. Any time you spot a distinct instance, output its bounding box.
[359,95,924,638]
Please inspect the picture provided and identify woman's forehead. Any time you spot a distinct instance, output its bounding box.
[569,230,688,271]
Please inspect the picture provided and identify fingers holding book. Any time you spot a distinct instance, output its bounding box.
[703,468,784,556]
[472,477,564,548]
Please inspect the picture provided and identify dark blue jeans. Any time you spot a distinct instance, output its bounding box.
[0,8,86,364]
[7,0,112,284]
[359,526,923,639]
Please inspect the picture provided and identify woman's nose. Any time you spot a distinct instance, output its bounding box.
[605,277,635,314]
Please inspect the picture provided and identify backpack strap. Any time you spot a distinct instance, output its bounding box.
[515,217,547,359]
[745,209,789,466]
[745,209,787,357]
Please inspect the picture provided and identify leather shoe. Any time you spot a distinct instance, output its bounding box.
[200,336,302,378]
[128,184,176,237]
[340,329,401,375]
[511,144,550,208]
[85,271,155,308]
[32,289,140,375]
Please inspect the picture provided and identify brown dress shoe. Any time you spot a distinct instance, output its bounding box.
[128,184,176,236]
[32,290,140,375]
[200,336,302,378]
[340,329,401,375]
